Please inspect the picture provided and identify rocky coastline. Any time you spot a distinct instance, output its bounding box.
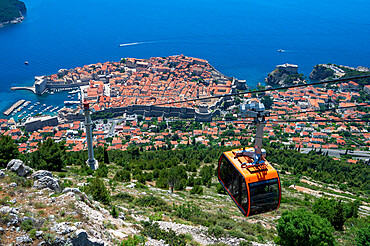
[265,63,305,87]
[0,14,24,28]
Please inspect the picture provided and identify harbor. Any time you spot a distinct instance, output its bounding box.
[3,100,26,116]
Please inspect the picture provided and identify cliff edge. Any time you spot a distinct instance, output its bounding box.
[265,63,305,86]
[309,64,335,81]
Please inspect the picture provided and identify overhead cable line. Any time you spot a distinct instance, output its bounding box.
[166,104,370,124]
[153,74,370,106]
[269,103,370,117]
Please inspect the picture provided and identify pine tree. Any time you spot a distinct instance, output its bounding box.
[103,147,109,164]
[0,135,19,167]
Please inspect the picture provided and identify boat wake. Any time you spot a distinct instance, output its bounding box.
[119,41,154,47]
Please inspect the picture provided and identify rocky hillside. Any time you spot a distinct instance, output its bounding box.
[0,157,368,246]
[309,65,335,81]
[0,0,26,26]
[265,67,305,87]
[0,159,277,246]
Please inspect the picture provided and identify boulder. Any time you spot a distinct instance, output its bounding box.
[62,187,81,194]
[33,176,60,192]
[0,170,5,178]
[71,230,105,246]
[6,159,33,177]
[0,206,19,227]
[16,235,33,244]
[20,216,37,225]
[31,170,53,180]
[0,206,19,215]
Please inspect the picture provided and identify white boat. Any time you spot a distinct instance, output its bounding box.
[68,89,80,94]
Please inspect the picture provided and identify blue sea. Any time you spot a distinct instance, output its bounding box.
[0,0,369,116]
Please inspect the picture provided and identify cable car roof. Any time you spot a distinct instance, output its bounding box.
[222,147,279,184]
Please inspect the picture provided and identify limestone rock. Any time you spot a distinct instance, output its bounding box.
[51,222,77,235]
[35,230,44,238]
[33,176,60,191]
[7,159,32,177]
[16,234,33,244]
[62,187,82,194]
[71,229,105,246]
[0,206,19,215]
[0,170,5,178]
[31,170,53,180]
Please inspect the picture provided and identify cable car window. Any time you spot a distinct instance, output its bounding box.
[248,178,279,216]
[219,156,248,213]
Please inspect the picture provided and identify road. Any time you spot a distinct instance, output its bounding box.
[301,148,370,161]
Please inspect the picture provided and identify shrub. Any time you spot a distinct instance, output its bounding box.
[216,183,226,194]
[58,173,66,178]
[112,192,134,202]
[21,220,34,232]
[120,235,145,246]
[216,219,235,230]
[111,206,119,218]
[175,202,203,221]
[208,226,225,238]
[85,177,111,205]
[141,221,187,246]
[96,163,108,178]
[135,182,148,189]
[190,185,203,195]
[134,196,167,208]
[29,228,37,239]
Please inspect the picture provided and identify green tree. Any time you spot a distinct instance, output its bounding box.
[103,147,109,164]
[276,209,335,246]
[199,165,213,187]
[356,225,370,246]
[28,139,66,171]
[261,95,274,110]
[312,198,347,230]
[0,135,19,167]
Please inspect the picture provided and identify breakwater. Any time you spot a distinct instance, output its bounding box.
[3,100,25,116]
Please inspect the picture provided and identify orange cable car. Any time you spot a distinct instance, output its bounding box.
[218,147,281,217]
[218,101,281,217]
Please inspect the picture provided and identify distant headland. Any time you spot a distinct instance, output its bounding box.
[0,0,26,28]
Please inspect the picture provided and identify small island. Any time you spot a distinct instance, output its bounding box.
[0,0,26,28]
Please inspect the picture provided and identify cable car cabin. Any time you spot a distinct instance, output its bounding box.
[218,147,281,217]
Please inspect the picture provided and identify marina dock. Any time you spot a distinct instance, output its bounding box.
[3,100,25,116]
